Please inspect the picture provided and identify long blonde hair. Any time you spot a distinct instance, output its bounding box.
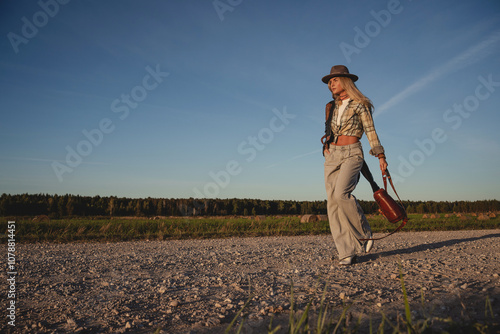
[333,76,374,112]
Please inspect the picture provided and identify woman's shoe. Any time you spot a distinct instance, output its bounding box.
[338,256,357,266]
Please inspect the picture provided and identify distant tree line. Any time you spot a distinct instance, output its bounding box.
[1,194,499,218]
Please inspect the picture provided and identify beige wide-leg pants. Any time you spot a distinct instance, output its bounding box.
[324,142,372,260]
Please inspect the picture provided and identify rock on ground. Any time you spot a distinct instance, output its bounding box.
[1,230,499,333]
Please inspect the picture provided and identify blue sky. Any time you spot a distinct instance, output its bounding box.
[1,0,499,202]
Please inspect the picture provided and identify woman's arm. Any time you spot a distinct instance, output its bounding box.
[378,154,388,172]
[359,105,388,172]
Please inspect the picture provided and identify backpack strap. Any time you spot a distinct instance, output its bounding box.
[360,161,380,193]
[321,100,336,149]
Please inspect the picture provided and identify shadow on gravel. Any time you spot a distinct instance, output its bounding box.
[361,232,500,262]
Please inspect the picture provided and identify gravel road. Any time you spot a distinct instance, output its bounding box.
[2,229,499,333]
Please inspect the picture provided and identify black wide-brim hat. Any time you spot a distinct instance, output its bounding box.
[322,65,358,83]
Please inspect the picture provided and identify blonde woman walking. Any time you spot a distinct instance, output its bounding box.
[321,65,388,265]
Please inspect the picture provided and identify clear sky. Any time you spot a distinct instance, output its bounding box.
[1,0,499,202]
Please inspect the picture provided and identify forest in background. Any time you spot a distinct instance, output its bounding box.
[1,193,499,218]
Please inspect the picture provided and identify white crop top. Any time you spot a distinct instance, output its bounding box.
[336,99,350,126]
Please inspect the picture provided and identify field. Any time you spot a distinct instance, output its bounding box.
[2,212,500,243]
[2,214,499,333]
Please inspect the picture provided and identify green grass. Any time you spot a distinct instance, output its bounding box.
[1,213,499,243]
[370,213,500,232]
[222,262,500,334]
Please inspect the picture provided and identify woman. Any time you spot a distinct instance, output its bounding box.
[321,65,388,265]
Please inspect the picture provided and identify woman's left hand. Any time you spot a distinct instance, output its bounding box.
[379,157,388,173]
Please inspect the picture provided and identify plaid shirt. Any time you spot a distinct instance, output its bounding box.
[327,99,384,156]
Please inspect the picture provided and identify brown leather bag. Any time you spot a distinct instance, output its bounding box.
[361,169,408,241]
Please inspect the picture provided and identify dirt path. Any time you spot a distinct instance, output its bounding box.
[2,229,499,333]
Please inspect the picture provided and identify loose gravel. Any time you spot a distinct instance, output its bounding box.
[2,229,499,333]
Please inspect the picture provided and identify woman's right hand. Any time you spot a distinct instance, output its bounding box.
[379,157,388,172]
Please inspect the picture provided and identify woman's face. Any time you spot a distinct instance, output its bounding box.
[328,77,345,95]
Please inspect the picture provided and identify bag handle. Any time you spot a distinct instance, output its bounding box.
[360,168,408,241]
[383,169,404,208]
[362,215,408,241]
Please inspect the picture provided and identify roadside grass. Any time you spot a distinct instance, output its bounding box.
[223,262,500,334]
[370,213,500,232]
[1,213,499,243]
